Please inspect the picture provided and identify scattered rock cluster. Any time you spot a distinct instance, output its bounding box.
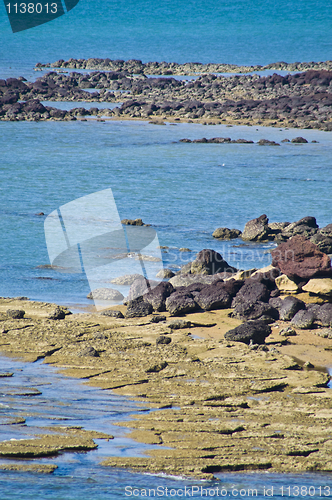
[3,65,332,128]
[213,215,332,255]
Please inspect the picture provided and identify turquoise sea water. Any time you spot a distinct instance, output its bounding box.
[0,0,332,497]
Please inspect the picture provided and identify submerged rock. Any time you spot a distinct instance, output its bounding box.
[212,227,242,239]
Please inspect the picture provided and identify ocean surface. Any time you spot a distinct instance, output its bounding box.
[0,0,332,498]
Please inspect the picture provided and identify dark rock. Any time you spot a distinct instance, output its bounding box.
[280,217,319,241]
[195,283,232,311]
[242,214,271,241]
[48,306,66,320]
[271,235,331,279]
[77,346,99,357]
[279,296,306,321]
[291,137,308,143]
[212,227,242,239]
[146,361,168,373]
[306,304,322,319]
[150,315,166,323]
[143,281,174,312]
[316,303,332,327]
[6,309,25,319]
[224,320,272,345]
[232,281,270,307]
[257,139,280,146]
[121,218,146,226]
[269,297,283,309]
[191,249,237,275]
[165,292,198,316]
[100,310,124,318]
[291,310,315,329]
[156,335,172,345]
[125,299,153,318]
[221,279,244,298]
[232,301,278,321]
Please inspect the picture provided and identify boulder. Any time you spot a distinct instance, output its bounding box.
[6,309,25,319]
[48,306,66,320]
[125,299,153,318]
[224,320,272,345]
[87,288,124,301]
[212,227,242,239]
[169,273,225,288]
[271,235,332,279]
[191,249,237,275]
[121,218,146,226]
[232,280,270,307]
[280,217,318,241]
[127,277,159,302]
[241,214,271,241]
[156,268,175,279]
[195,283,232,311]
[310,232,332,254]
[143,281,174,311]
[77,346,99,357]
[319,224,332,237]
[291,137,308,143]
[168,319,191,330]
[279,296,306,321]
[302,278,332,296]
[165,292,198,316]
[316,303,332,327]
[150,315,166,323]
[232,301,278,322]
[156,335,172,345]
[100,310,124,318]
[275,274,299,293]
[291,310,315,329]
[110,274,143,285]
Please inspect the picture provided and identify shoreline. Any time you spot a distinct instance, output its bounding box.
[0,295,331,479]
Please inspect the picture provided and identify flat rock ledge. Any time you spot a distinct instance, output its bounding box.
[0,297,331,480]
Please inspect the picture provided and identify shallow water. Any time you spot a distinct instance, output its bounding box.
[0,120,331,308]
[0,355,331,499]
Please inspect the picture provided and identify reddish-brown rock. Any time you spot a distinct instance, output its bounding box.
[271,235,331,279]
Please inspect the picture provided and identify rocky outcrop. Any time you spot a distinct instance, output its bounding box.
[212,228,242,239]
[242,214,271,242]
[224,320,272,345]
[271,235,332,279]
